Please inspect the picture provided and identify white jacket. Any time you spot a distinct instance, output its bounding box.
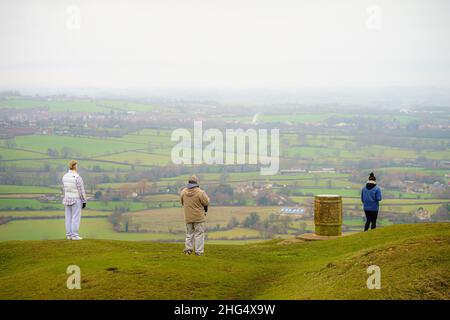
[62,170,81,199]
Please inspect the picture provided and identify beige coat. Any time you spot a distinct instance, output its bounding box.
[180,187,210,223]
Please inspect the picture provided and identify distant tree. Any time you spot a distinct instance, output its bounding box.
[4,139,16,149]
[333,149,341,157]
[227,216,239,229]
[137,179,148,195]
[219,173,229,183]
[47,148,59,157]
[313,174,319,186]
[94,191,102,200]
[298,222,307,233]
[297,134,306,146]
[326,139,335,148]
[42,163,51,172]
[61,146,72,158]
[0,171,22,184]
[257,195,270,206]
[119,184,132,199]
[406,120,420,131]
[243,212,260,228]
[432,204,450,221]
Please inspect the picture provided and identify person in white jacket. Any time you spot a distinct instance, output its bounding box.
[62,160,87,240]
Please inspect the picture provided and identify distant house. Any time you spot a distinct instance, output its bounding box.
[279,207,306,218]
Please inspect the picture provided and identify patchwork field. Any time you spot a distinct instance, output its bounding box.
[94,151,170,166]
[0,97,158,113]
[13,135,142,157]
[124,206,281,233]
[0,209,110,218]
[1,104,449,244]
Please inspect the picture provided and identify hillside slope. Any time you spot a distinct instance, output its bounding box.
[0,223,449,300]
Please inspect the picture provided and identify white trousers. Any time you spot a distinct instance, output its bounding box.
[185,222,205,254]
[65,200,82,237]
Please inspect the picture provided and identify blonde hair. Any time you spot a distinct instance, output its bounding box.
[68,160,78,170]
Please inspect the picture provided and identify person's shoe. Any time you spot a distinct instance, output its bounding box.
[183,249,193,255]
[66,236,72,240]
[71,236,83,240]
[195,252,203,256]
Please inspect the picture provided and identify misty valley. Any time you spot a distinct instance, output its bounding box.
[0,93,448,243]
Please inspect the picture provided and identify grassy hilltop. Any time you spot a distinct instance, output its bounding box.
[0,223,449,300]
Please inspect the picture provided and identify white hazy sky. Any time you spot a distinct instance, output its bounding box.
[1,0,449,91]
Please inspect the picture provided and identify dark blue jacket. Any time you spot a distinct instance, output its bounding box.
[361,184,382,211]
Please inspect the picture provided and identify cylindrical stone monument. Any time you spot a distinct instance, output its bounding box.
[314,195,343,236]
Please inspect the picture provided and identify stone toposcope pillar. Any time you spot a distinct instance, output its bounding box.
[314,195,343,236]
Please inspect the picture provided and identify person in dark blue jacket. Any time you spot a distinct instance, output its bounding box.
[361,172,382,231]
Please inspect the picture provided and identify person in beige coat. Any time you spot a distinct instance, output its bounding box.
[180,175,210,256]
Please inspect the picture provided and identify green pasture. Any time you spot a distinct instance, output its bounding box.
[0,209,110,218]
[96,99,156,113]
[0,158,133,171]
[94,151,170,166]
[10,135,141,157]
[0,147,45,160]
[0,98,109,113]
[229,113,420,125]
[292,187,360,197]
[0,198,62,210]
[0,218,183,241]
[208,227,262,239]
[85,201,153,212]
[0,185,58,194]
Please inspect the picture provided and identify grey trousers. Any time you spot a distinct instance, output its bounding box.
[65,200,82,237]
[185,222,205,254]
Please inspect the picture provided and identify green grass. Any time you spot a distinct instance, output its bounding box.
[0,218,183,242]
[342,198,447,205]
[86,201,157,212]
[0,223,448,299]
[208,228,261,240]
[0,209,110,218]
[142,194,179,202]
[96,99,156,113]
[0,185,58,194]
[292,188,360,197]
[0,198,62,210]
[382,204,445,214]
[0,158,134,171]
[0,147,45,160]
[0,98,110,113]
[11,135,142,157]
[94,151,170,166]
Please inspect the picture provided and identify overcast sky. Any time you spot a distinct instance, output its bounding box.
[1,0,449,92]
